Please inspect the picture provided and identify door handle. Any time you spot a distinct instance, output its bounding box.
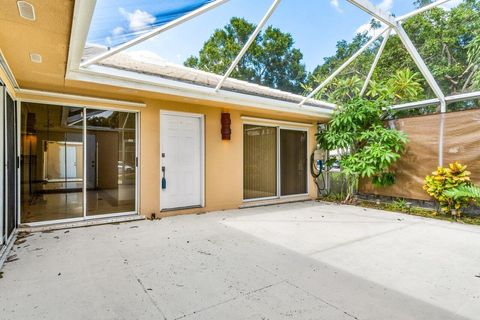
[161,166,166,189]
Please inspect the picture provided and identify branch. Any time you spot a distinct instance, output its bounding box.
[462,65,477,92]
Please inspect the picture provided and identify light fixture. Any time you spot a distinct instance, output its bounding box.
[30,53,42,63]
[17,1,36,21]
[221,112,231,140]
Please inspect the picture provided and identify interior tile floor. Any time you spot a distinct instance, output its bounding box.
[21,184,135,223]
[1,201,479,319]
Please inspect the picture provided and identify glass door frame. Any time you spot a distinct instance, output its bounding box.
[242,119,310,202]
[18,100,140,226]
[0,84,4,245]
[1,87,19,242]
[278,127,309,198]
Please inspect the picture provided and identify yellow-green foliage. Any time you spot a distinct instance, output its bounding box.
[423,162,471,214]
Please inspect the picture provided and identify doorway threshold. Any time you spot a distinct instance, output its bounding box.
[18,214,145,233]
[0,233,17,270]
[240,195,313,209]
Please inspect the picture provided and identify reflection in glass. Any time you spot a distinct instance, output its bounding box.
[86,109,136,216]
[21,103,84,223]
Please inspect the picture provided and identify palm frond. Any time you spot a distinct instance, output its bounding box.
[444,185,480,201]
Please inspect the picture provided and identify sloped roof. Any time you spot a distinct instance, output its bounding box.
[83,45,335,110]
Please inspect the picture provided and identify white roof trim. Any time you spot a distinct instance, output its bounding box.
[16,88,146,108]
[241,116,313,127]
[67,66,333,117]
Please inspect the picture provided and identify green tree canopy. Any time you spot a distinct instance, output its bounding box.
[308,0,480,109]
[184,17,307,94]
[185,2,480,111]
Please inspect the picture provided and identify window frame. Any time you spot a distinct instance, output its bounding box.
[242,118,311,202]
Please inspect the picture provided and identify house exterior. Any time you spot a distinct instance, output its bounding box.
[0,0,332,254]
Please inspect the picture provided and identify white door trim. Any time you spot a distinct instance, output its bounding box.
[159,110,205,210]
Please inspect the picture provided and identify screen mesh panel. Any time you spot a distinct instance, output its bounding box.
[360,108,480,200]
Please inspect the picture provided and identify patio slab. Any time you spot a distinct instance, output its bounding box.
[0,201,479,319]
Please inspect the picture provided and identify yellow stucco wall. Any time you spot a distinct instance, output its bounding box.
[139,99,318,218]
[0,0,323,220]
[2,74,319,220]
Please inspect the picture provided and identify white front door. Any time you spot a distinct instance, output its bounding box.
[160,112,203,210]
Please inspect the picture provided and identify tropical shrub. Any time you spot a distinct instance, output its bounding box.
[423,162,472,215]
[317,98,408,202]
[444,185,480,206]
[366,69,424,106]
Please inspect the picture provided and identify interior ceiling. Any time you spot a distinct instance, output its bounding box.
[0,0,326,121]
[0,0,152,101]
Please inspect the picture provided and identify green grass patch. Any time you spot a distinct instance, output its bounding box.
[319,196,480,226]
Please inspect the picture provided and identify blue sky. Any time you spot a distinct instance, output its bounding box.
[86,0,430,72]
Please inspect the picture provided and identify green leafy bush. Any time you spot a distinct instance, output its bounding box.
[444,185,480,205]
[423,162,472,215]
[317,98,408,202]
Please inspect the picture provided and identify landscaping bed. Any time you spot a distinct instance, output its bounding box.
[318,195,480,226]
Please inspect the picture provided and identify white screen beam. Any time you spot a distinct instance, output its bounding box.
[81,0,231,68]
[347,0,397,26]
[360,28,391,96]
[215,0,281,92]
[395,25,446,111]
[396,0,454,21]
[299,27,389,107]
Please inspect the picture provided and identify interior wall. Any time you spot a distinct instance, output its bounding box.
[94,131,118,189]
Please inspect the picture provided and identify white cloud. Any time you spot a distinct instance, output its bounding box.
[119,8,156,32]
[330,0,343,13]
[354,0,394,37]
[440,0,462,11]
[377,0,394,13]
[355,21,386,37]
[112,26,124,36]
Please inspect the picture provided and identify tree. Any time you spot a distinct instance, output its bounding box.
[467,34,480,89]
[305,32,375,92]
[185,17,307,94]
[308,1,480,110]
[317,97,408,203]
[414,0,434,7]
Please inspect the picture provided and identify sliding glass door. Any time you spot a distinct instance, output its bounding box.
[86,109,136,216]
[20,102,138,224]
[1,87,19,243]
[280,129,307,196]
[21,103,84,223]
[5,93,18,235]
[243,124,308,201]
[243,125,277,200]
[0,85,4,246]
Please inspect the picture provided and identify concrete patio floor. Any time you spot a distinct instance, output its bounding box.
[1,201,479,320]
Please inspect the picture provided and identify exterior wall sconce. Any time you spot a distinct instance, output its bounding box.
[221,112,231,140]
